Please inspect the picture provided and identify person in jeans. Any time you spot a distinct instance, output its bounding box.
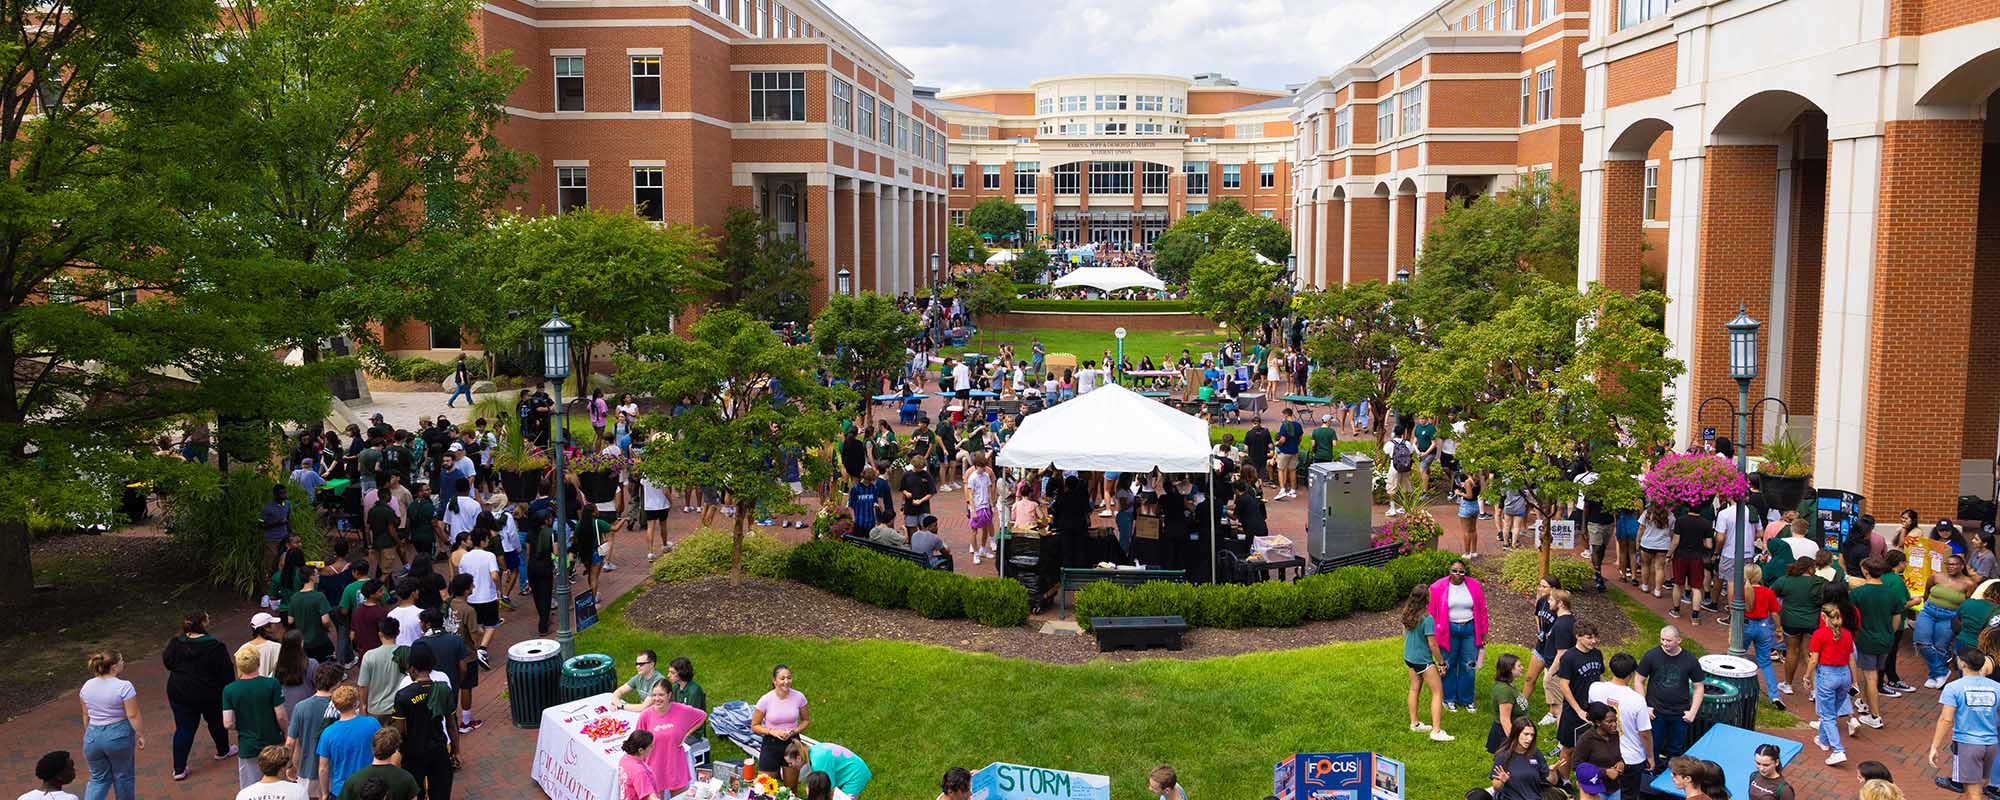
[1807,604,1856,766]
[1737,564,1783,710]
[162,611,236,780]
[1928,647,2000,796]
[1920,553,1979,689]
[1636,626,1705,771]
[1427,559,1489,713]
[77,652,143,800]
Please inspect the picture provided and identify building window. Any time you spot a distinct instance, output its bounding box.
[1142,163,1170,195]
[1094,94,1127,111]
[1540,0,1556,22]
[1535,68,1555,122]
[1642,164,1659,219]
[1052,163,1080,195]
[752,0,766,36]
[1480,3,1494,29]
[857,95,875,144]
[1184,162,1208,195]
[557,166,588,213]
[1333,107,1350,147]
[1259,210,1275,219]
[1521,76,1533,124]
[1221,164,1241,189]
[554,56,584,112]
[1022,204,1037,240]
[1014,162,1039,195]
[950,164,965,189]
[960,125,989,140]
[106,287,136,313]
[1258,162,1275,189]
[1619,0,1669,28]
[1134,95,1164,111]
[982,164,1000,190]
[33,74,62,113]
[1135,122,1163,135]
[633,167,664,221]
[1037,97,1053,114]
[430,326,463,350]
[898,113,910,151]
[1375,97,1395,141]
[1089,161,1133,195]
[631,56,661,111]
[1058,122,1087,136]
[749,71,805,121]
[1399,85,1422,134]
[950,210,967,227]
[1500,0,1517,29]
[1059,95,1086,112]
[1168,97,1185,113]
[878,102,893,145]
[1092,122,1126,136]
[831,79,851,130]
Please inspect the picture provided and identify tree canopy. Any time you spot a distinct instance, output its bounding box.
[1154,200,1290,283]
[947,225,989,266]
[1409,179,1580,336]
[813,293,921,401]
[1186,249,1286,346]
[712,206,818,326]
[1011,247,1052,285]
[961,272,1016,324]
[616,309,849,579]
[1299,280,1426,444]
[966,198,1028,245]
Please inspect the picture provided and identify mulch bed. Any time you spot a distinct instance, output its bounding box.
[624,568,1640,665]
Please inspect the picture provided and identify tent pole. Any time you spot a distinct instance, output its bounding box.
[1208,458,1217,585]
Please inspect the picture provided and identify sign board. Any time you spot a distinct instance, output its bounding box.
[1546,519,1577,551]
[574,590,599,633]
[1114,326,1128,340]
[1702,426,1717,442]
[1814,489,1863,549]
[1274,752,1390,800]
[1371,755,1404,800]
[970,762,1111,800]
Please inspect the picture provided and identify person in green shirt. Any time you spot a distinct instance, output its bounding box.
[669,656,709,742]
[616,649,667,710]
[1850,557,1907,727]
[405,484,438,563]
[1955,581,2000,652]
[1398,586,1451,742]
[338,727,420,800]
[1413,415,1439,490]
[1769,559,1826,696]
[290,568,335,663]
[222,649,287,789]
[357,440,383,492]
[1881,550,1918,694]
[1309,414,1338,464]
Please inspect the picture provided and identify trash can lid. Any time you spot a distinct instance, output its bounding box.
[562,653,615,676]
[1698,653,1759,679]
[1699,678,1742,701]
[507,639,562,662]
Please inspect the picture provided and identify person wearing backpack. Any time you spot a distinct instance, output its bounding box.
[1383,424,1416,517]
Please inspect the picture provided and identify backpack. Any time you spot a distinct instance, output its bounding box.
[1391,439,1413,473]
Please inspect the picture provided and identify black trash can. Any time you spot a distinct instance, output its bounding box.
[559,653,619,703]
[506,639,562,728]
[1699,653,1761,731]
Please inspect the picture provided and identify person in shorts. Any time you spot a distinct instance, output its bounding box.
[1928,648,2000,795]
[1669,507,1713,624]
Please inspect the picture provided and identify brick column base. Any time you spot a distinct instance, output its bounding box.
[1691,145,1778,446]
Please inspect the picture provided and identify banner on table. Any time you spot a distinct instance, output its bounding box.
[1275,752,1377,800]
[970,762,1111,800]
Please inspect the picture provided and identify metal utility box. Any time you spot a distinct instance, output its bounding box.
[1306,453,1376,561]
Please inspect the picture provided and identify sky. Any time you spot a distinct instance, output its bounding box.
[819,0,1423,94]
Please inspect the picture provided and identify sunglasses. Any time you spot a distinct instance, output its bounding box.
[636,660,653,667]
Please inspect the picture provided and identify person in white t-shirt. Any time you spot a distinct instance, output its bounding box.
[1076,361,1098,394]
[951,358,972,400]
[490,497,523,599]
[458,529,502,642]
[441,486,481,539]
[21,750,80,800]
[1586,653,1652,798]
[641,477,671,560]
[233,746,307,800]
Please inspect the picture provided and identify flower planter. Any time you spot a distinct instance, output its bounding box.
[1756,472,1811,515]
[577,469,619,506]
[498,467,543,500]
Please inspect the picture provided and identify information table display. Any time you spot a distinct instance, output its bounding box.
[1273,752,1404,800]
[971,762,1111,800]
[533,694,639,800]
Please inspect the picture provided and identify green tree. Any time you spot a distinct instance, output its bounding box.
[713,206,818,326]
[1011,247,1051,285]
[966,198,1027,244]
[1150,229,1205,285]
[616,309,849,581]
[1395,281,1679,574]
[0,0,331,603]
[1298,281,1425,445]
[1186,249,1286,347]
[812,293,921,410]
[947,225,989,267]
[455,209,719,382]
[169,0,533,363]
[1154,200,1290,283]
[961,273,1016,347]
[1409,179,1580,336]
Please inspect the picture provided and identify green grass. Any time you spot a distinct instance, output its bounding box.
[945,327,1228,372]
[579,591,1526,799]
[1606,589,1802,729]
[1009,299,1193,313]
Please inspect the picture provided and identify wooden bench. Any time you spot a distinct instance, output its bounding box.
[839,534,954,571]
[1090,615,1189,652]
[1311,542,1403,573]
[1058,567,1187,619]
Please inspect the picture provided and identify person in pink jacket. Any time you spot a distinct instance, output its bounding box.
[1429,558,1489,711]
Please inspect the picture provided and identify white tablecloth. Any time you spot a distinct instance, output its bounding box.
[532,693,638,800]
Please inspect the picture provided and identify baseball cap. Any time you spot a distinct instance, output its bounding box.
[1574,764,1609,796]
[448,442,464,453]
[1319,414,1332,422]
[369,412,384,421]
[250,612,280,628]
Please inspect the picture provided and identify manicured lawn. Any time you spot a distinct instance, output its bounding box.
[579,591,1527,799]
[946,327,1229,371]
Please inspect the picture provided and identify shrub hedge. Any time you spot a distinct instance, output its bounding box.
[650,529,794,583]
[1008,299,1194,313]
[1075,549,1463,631]
[1500,548,1599,592]
[787,540,1030,627]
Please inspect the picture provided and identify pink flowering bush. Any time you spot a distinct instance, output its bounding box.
[1642,453,1749,507]
[1372,510,1444,553]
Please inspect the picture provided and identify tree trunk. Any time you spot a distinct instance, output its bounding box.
[1371,397,1389,446]
[0,518,32,606]
[1533,502,1555,576]
[730,502,749,584]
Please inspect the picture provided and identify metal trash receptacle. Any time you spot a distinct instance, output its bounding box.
[1690,679,1741,743]
[559,653,619,703]
[506,639,562,728]
[1699,653,1761,731]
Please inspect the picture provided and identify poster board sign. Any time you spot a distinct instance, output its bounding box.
[1815,489,1863,550]
[1546,519,1577,551]
[574,590,599,633]
[1903,535,1938,597]
[970,762,1110,800]
[1371,755,1404,800]
[1274,752,1385,800]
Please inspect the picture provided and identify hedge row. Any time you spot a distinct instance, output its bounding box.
[1074,549,1464,631]
[650,529,794,583]
[787,540,1031,627]
[1499,548,1599,593]
[1008,299,1194,314]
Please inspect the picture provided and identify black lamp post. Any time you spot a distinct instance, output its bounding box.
[837,268,852,297]
[1723,306,1758,658]
[1395,268,1411,283]
[540,309,576,659]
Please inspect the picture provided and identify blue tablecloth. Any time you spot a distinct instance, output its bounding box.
[873,393,930,402]
[1647,724,1800,799]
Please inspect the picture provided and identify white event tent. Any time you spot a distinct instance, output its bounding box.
[984,250,1018,265]
[1049,266,1166,293]
[995,382,1218,580]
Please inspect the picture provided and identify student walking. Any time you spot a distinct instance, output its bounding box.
[1398,586,1453,742]
[162,612,235,781]
[1807,604,1856,766]
[78,653,143,800]
[1928,648,2000,796]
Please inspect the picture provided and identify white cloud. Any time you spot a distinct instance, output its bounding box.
[819,0,1416,92]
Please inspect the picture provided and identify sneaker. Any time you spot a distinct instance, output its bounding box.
[1652,589,1663,599]
[1928,676,1951,690]
[498,597,515,611]
[173,771,188,782]
[1771,697,1786,711]
[1429,730,1456,742]
[476,649,491,670]
[1410,721,1432,732]
[1859,713,1884,729]
[1890,680,1919,693]
[1777,682,1793,695]
[216,746,237,760]
[971,553,982,565]
[1812,736,1828,752]
[457,719,484,734]
[1877,685,1905,699]
[1825,751,1846,766]
[1639,583,1650,593]
[1444,702,1459,713]
[1690,611,1701,626]
[1701,601,1721,613]
[1580,548,1592,560]
[1537,712,1558,726]
[1846,716,1859,736]
[1668,607,1680,619]
[647,552,658,561]
[1594,576,1607,593]
[1662,579,1677,590]
[1940,778,1972,794]
[1478,512,1494,520]
[603,561,618,572]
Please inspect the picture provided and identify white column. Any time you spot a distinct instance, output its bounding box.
[1411,193,1430,269]
[1386,191,1403,273]
[1295,197,1314,289]
[1813,134,1883,494]
[903,188,917,294]
[1663,153,1705,451]
[1763,151,1795,444]
[1312,199,1332,288]
[1576,164,1605,289]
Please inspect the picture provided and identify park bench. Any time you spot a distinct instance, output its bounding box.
[840,534,953,571]
[1058,567,1187,619]
[1090,615,1189,652]
[1311,542,1402,573]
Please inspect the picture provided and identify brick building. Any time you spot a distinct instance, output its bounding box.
[926,74,1295,249]
[1289,0,1590,288]
[384,0,949,358]
[1580,0,2000,518]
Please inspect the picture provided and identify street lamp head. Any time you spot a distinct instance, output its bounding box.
[836,267,852,296]
[1727,303,1760,381]
[1395,268,1411,283]
[540,308,573,380]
